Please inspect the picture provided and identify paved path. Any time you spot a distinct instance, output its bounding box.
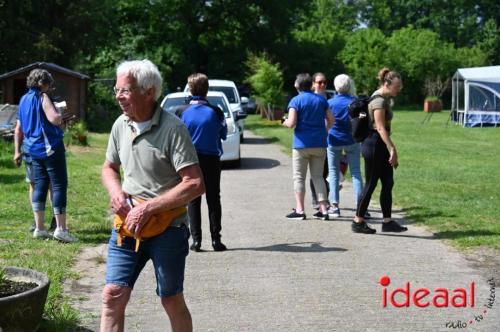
[66,130,499,331]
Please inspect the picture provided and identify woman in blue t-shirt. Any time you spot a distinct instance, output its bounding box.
[18,69,76,242]
[283,73,335,220]
[326,74,363,219]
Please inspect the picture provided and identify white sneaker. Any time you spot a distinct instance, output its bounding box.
[53,229,77,243]
[33,229,51,239]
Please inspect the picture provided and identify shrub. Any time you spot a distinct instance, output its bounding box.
[245,53,285,119]
[64,121,88,146]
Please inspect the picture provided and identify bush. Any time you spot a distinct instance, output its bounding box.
[64,121,88,146]
[245,53,285,119]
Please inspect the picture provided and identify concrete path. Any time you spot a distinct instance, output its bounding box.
[66,130,499,331]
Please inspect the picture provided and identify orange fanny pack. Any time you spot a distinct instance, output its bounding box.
[113,196,186,252]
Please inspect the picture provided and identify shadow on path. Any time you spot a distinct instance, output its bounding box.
[239,157,281,170]
[243,136,279,145]
[229,241,347,253]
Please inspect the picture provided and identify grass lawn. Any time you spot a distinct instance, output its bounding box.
[246,112,500,250]
[0,134,111,330]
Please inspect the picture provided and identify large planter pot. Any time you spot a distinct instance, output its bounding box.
[424,100,442,112]
[0,266,50,332]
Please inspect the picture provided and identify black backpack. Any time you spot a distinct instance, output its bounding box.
[348,94,382,142]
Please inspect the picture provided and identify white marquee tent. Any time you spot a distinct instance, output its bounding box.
[452,65,500,127]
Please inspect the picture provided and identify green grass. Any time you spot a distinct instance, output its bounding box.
[0,134,111,330]
[246,112,500,250]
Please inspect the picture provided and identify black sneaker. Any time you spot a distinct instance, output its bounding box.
[382,220,408,232]
[29,216,57,232]
[351,221,376,234]
[286,209,306,220]
[313,211,329,220]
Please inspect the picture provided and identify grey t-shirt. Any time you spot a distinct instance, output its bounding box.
[106,105,199,226]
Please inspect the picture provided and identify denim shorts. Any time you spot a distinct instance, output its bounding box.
[25,161,34,183]
[105,225,190,297]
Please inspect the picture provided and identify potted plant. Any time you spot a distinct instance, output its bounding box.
[423,76,449,112]
[424,96,442,112]
[0,266,50,331]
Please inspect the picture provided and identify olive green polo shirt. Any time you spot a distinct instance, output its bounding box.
[368,91,393,133]
[106,105,199,226]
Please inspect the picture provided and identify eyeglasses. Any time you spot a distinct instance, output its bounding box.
[113,87,135,96]
[315,81,327,85]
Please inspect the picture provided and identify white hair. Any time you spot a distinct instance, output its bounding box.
[334,74,356,95]
[116,59,163,100]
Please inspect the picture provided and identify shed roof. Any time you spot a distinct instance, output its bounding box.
[0,62,90,81]
[454,65,500,83]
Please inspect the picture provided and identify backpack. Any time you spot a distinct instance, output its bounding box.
[348,94,382,142]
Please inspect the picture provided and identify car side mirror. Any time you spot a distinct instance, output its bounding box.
[233,110,248,120]
[241,96,249,104]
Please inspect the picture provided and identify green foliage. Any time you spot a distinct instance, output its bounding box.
[85,81,121,133]
[339,28,387,95]
[424,96,440,102]
[0,267,5,285]
[245,53,285,109]
[477,19,500,65]
[64,121,89,146]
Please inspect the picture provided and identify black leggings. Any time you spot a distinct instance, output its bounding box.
[356,132,394,218]
[188,153,222,242]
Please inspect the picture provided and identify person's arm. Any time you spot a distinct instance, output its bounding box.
[373,109,398,168]
[325,107,335,129]
[282,107,298,128]
[13,120,23,167]
[102,160,131,218]
[125,164,205,235]
[41,93,62,126]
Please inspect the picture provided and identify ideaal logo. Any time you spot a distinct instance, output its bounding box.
[379,275,496,329]
[379,275,475,308]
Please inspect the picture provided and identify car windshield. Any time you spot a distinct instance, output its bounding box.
[208,86,237,103]
[162,96,231,118]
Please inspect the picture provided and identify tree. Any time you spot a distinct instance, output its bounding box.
[339,28,387,95]
[245,53,285,120]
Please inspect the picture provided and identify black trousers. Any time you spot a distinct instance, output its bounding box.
[188,153,222,242]
[356,132,394,218]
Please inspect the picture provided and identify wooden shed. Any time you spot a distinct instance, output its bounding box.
[0,62,89,121]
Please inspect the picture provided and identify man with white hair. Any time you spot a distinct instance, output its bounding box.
[100,59,204,331]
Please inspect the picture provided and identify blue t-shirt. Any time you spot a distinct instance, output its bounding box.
[180,103,227,156]
[327,94,356,146]
[288,91,328,149]
[18,88,64,159]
